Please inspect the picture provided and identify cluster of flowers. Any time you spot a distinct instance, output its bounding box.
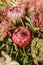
[0,0,43,48]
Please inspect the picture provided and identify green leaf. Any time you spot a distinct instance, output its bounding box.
[26,16,33,27]
[0,0,7,10]
[8,38,12,43]
[9,0,17,7]
[24,56,28,63]
[0,36,3,41]
[26,16,40,32]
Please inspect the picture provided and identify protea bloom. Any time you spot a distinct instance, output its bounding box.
[12,27,31,48]
[31,9,43,32]
[7,5,26,21]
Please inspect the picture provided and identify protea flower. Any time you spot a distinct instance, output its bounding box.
[31,9,43,32]
[12,27,31,48]
[7,5,26,21]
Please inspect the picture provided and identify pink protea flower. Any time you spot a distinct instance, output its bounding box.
[31,9,43,32]
[0,19,12,38]
[7,5,26,21]
[0,8,12,39]
[12,27,31,48]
